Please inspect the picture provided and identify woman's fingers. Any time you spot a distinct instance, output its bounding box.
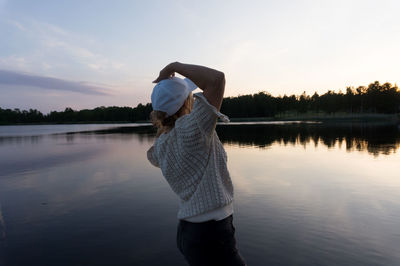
[152,72,164,83]
[152,71,175,83]
[152,63,176,83]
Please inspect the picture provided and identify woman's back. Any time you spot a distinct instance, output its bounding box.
[148,92,233,220]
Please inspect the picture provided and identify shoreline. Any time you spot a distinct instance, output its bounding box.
[229,113,400,124]
[1,113,399,126]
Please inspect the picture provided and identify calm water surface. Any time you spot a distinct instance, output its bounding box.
[0,123,399,266]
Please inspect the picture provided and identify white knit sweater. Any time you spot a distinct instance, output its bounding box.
[147,92,234,220]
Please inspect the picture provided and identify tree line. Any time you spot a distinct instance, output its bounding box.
[0,103,152,124]
[220,81,400,117]
[1,81,399,124]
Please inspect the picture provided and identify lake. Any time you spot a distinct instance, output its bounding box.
[0,122,400,266]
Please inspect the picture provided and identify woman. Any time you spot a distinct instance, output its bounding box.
[147,62,246,266]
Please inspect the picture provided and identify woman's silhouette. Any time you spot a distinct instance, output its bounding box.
[147,62,246,266]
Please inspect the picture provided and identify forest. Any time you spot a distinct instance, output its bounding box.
[1,81,399,124]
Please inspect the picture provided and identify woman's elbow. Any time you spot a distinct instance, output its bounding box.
[216,71,225,89]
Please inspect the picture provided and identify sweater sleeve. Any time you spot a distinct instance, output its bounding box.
[147,146,159,167]
[175,92,229,141]
[192,92,229,135]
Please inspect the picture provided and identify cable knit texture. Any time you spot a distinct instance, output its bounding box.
[147,92,234,220]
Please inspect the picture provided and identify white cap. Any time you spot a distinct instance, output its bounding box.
[151,77,198,117]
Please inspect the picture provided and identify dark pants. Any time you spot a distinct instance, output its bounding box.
[176,215,246,266]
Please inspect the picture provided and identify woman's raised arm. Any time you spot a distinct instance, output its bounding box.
[153,62,225,111]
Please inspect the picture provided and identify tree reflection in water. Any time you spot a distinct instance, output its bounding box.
[3,122,397,157]
[215,123,400,156]
[91,122,400,157]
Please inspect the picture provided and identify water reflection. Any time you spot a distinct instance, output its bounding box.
[0,204,5,266]
[2,123,398,157]
[62,122,400,156]
[0,135,43,145]
[0,123,399,265]
[0,131,186,266]
[216,123,400,157]
[0,136,106,177]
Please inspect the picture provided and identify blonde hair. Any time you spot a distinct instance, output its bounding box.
[150,93,194,137]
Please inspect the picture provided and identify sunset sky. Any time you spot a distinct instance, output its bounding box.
[1,0,399,113]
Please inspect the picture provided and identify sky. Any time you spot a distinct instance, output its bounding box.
[0,0,399,113]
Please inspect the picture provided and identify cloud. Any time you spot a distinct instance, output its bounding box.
[25,20,124,72]
[1,19,126,78]
[6,19,26,31]
[0,69,110,95]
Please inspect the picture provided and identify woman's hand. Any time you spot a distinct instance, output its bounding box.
[152,61,225,110]
[152,62,177,83]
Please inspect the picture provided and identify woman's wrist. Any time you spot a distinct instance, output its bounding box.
[169,61,181,74]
